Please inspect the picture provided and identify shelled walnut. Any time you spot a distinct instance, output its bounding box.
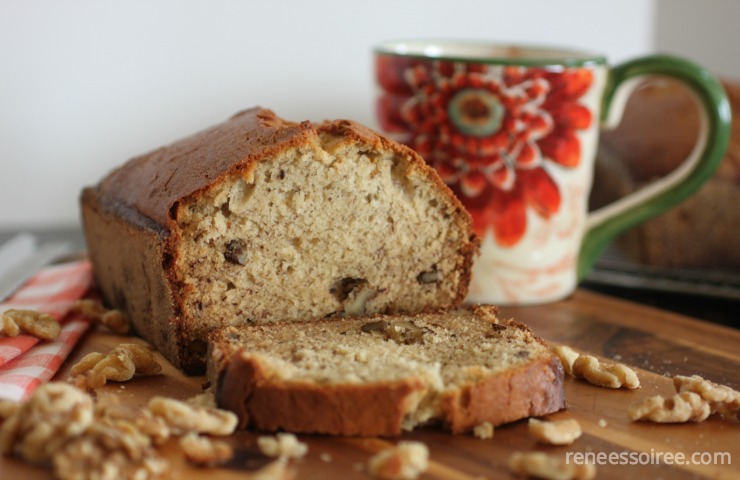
[368,441,429,480]
[147,396,237,436]
[674,375,740,420]
[0,309,60,340]
[96,401,170,446]
[0,381,274,480]
[257,433,308,459]
[180,432,233,467]
[629,391,711,423]
[572,354,640,389]
[71,299,130,335]
[550,345,580,376]
[52,422,167,480]
[528,418,582,445]
[0,383,93,463]
[70,344,161,389]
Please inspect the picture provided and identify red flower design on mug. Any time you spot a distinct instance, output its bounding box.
[377,57,593,246]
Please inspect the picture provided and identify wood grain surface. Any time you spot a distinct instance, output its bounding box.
[2,289,738,479]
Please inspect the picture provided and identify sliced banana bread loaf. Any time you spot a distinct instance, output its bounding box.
[209,305,565,436]
[81,108,477,372]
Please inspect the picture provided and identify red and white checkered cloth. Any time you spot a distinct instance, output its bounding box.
[0,260,93,402]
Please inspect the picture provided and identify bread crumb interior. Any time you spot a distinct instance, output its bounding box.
[220,308,545,429]
[174,133,469,346]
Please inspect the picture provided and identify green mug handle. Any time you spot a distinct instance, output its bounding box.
[578,55,732,279]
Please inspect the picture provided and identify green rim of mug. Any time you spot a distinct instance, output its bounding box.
[374,39,608,67]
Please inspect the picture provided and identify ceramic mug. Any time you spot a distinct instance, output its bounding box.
[374,40,731,305]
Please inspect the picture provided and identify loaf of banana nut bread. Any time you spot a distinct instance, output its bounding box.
[208,305,565,436]
[81,108,477,372]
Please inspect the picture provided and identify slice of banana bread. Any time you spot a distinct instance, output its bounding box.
[208,305,565,436]
[81,108,477,372]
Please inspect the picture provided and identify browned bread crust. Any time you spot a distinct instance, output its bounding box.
[440,356,565,433]
[82,108,477,372]
[209,306,565,436]
[215,355,426,436]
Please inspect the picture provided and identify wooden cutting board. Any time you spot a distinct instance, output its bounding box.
[2,289,739,479]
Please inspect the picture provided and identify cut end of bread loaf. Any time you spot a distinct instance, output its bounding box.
[174,124,473,349]
[209,305,565,436]
[82,109,477,372]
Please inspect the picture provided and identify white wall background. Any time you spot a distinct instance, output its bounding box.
[1,0,658,228]
[655,0,740,81]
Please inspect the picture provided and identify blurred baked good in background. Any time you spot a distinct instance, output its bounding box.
[591,77,739,269]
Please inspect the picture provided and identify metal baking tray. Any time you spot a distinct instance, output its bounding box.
[587,245,740,301]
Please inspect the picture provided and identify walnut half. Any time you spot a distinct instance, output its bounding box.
[70,344,161,390]
[52,423,167,480]
[71,299,130,335]
[472,422,494,440]
[528,418,582,445]
[147,396,237,436]
[550,345,580,376]
[572,354,640,389]
[180,432,233,467]
[629,391,711,423]
[368,441,429,480]
[96,400,171,446]
[257,433,308,459]
[361,320,429,345]
[673,374,740,421]
[0,309,60,340]
[0,383,94,463]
